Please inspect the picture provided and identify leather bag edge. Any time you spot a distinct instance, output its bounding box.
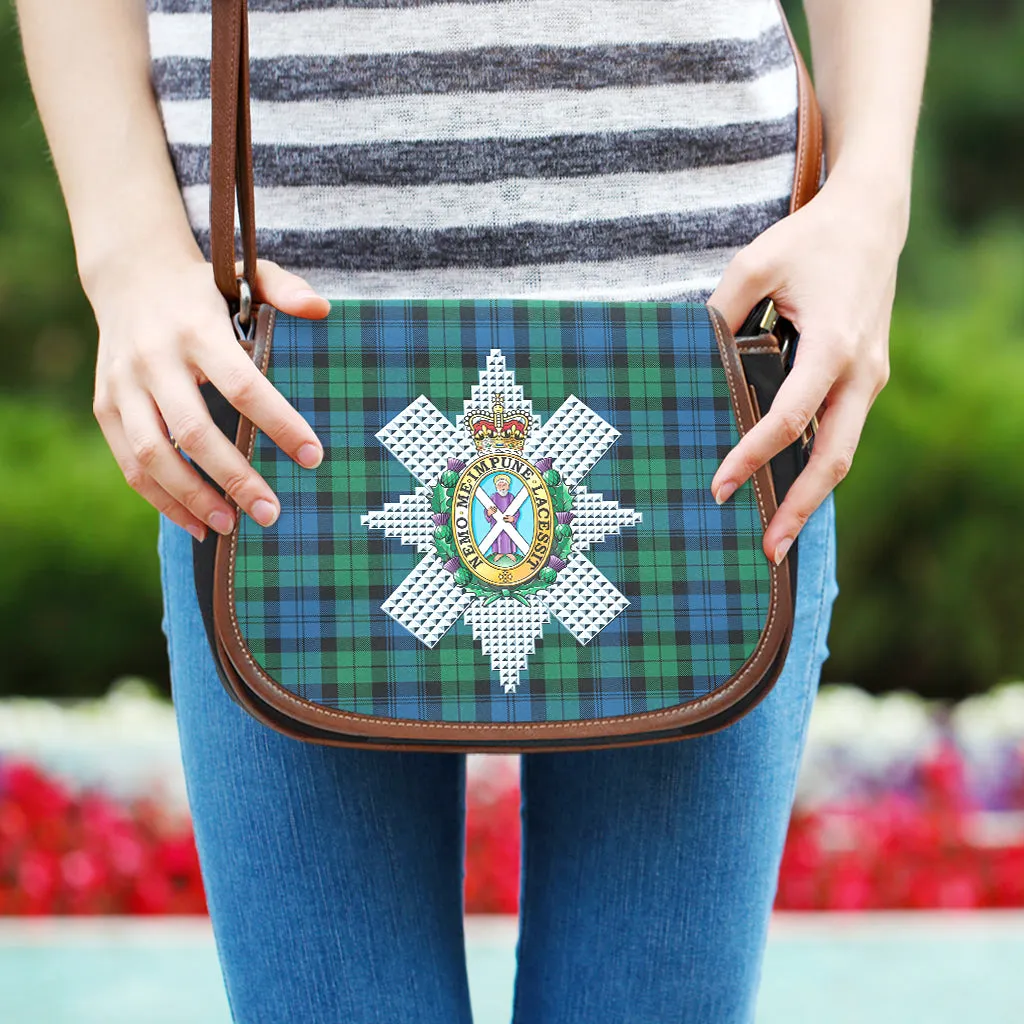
[210,302,795,749]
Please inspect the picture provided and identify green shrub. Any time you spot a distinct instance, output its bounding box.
[825,228,1024,698]
[0,400,168,697]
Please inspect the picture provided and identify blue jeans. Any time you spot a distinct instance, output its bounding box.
[158,493,837,1024]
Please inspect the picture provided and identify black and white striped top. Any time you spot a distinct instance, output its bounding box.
[147,0,800,301]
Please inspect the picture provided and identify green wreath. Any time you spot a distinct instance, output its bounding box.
[431,463,574,606]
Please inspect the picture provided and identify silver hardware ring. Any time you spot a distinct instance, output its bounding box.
[237,276,252,329]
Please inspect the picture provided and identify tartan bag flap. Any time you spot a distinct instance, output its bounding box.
[203,298,796,751]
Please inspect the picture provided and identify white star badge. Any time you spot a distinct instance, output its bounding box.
[361,350,641,693]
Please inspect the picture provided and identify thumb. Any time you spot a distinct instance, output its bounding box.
[707,239,778,334]
[250,259,331,320]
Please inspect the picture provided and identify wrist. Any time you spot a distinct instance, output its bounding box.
[77,224,207,318]
[818,158,913,251]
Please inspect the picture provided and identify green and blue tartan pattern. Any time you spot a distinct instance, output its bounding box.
[234,299,771,723]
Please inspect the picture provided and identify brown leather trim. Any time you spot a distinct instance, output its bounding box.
[775,0,824,214]
[249,301,274,374]
[209,0,240,301]
[210,308,795,748]
[210,0,256,303]
[211,637,790,753]
[708,306,784,531]
[236,3,257,287]
[212,627,788,753]
[708,304,794,630]
[736,336,782,356]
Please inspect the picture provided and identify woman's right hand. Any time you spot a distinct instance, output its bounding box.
[88,253,331,542]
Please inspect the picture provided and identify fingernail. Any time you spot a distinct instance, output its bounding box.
[714,481,737,505]
[293,288,322,301]
[209,510,235,535]
[773,537,793,565]
[186,524,207,542]
[298,442,323,469]
[252,499,279,527]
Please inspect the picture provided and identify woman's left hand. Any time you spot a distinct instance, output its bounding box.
[707,172,905,565]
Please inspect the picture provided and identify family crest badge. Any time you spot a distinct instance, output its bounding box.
[362,349,642,693]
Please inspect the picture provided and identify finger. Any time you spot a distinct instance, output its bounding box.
[96,406,210,541]
[245,259,330,320]
[154,370,284,528]
[201,341,323,471]
[117,389,238,535]
[711,350,837,503]
[762,385,871,564]
[707,238,779,333]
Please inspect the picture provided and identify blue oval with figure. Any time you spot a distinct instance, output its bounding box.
[452,454,554,587]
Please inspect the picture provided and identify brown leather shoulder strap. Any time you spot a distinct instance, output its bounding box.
[210,0,256,305]
[209,0,824,299]
[775,0,824,213]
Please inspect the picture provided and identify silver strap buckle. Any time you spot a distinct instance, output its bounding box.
[233,276,255,340]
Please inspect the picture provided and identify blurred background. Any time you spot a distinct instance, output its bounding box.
[1,1,1023,1021]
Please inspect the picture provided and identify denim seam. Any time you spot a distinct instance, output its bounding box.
[510,757,533,1024]
[780,499,836,805]
[157,517,174,653]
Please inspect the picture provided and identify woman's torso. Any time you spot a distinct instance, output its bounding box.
[147,0,799,300]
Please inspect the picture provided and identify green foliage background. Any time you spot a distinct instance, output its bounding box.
[1,2,1022,698]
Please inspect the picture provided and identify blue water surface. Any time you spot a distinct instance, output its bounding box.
[1,914,1022,1023]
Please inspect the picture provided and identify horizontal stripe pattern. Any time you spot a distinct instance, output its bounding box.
[152,30,793,101]
[148,2,789,59]
[166,119,798,188]
[194,199,790,272]
[159,70,799,145]
[149,0,554,14]
[287,249,740,301]
[148,0,800,298]
[181,154,795,232]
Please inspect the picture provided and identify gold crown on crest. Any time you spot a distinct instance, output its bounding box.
[465,394,531,453]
